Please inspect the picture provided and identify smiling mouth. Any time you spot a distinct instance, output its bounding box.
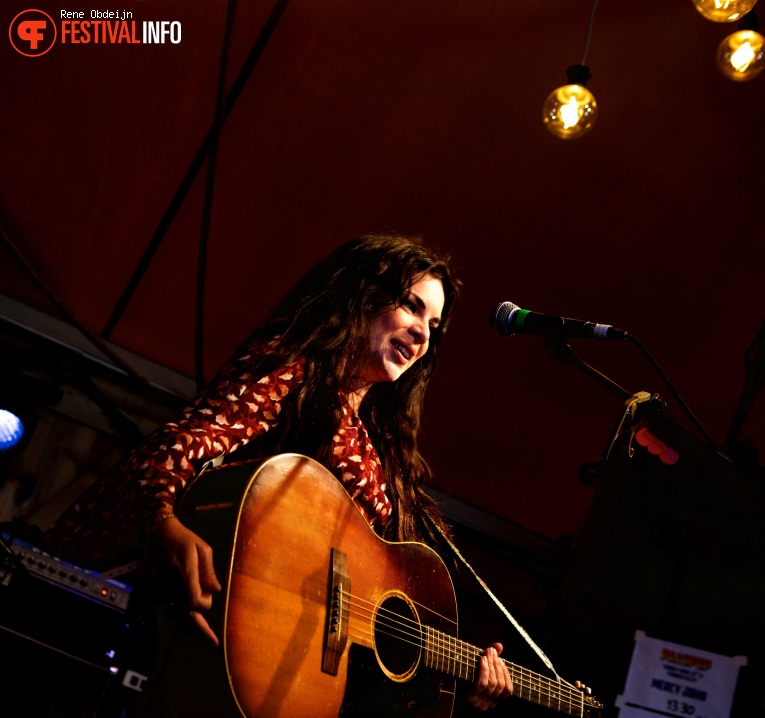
[391,340,413,362]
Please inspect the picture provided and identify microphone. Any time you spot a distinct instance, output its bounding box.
[490,301,627,340]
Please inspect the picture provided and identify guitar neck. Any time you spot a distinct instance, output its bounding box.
[423,627,584,717]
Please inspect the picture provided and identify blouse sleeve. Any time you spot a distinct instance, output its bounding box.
[124,348,306,521]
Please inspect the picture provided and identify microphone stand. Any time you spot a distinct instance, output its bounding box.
[542,337,673,466]
[543,337,633,402]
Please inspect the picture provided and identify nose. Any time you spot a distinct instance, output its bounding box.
[409,317,430,345]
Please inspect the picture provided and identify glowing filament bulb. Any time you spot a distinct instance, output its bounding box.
[718,29,765,80]
[731,39,755,69]
[542,73,597,140]
[693,0,757,22]
[560,96,581,128]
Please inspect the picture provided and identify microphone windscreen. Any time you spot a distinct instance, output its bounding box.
[490,301,520,337]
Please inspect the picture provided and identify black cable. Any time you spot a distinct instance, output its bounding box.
[0,527,30,589]
[744,320,765,391]
[626,334,727,457]
[101,0,293,343]
[195,0,239,389]
[580,0,601,66]
[725,319,765,453]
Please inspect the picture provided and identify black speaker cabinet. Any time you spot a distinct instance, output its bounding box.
[0,541,149,718]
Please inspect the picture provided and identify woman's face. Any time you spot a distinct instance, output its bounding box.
[354,274,445,390]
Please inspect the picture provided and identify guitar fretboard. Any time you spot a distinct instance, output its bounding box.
[423,626,584,716]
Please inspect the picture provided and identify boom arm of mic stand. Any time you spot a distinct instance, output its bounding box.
[543,337,633,401]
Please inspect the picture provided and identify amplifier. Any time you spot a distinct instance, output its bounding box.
[5,535,133,611]
[0,532,152,717]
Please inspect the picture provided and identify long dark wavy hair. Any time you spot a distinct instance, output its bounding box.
[234,233,460,545]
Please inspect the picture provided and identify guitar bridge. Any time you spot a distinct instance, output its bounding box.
[322,547,350,675]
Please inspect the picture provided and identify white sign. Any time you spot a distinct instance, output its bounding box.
[616,631,746,718]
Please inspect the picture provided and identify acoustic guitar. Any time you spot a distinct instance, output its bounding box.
[174,454,602,718]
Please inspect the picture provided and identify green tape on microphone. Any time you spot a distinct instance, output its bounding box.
[516,309,531,329]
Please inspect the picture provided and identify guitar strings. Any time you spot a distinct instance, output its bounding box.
[336,589,583,709]
[337,628,581,716]
[341,591,562,685]
[342,591,528,678]
[335,590,583,710]
[340,619,582,714]
[380,596,585,715]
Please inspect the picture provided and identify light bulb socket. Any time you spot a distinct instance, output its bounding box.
[739,10,760,31]
[566,64,593,86]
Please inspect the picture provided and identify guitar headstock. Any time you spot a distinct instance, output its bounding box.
[575,680,605,718]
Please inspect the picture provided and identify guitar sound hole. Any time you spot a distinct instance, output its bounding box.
[373,595,422,678]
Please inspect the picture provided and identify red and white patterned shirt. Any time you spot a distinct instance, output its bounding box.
[46,343,392,563]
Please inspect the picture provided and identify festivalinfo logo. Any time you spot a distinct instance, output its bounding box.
[9,8,182,56]
[9,9,57,56]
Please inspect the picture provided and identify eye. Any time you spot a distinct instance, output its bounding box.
[402,298,417,312]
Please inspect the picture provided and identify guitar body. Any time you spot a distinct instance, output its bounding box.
[175,454,458,718]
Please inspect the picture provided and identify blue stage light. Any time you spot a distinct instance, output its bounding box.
[0,409,25,452]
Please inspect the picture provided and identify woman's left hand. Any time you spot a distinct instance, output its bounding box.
[466,643,514,711]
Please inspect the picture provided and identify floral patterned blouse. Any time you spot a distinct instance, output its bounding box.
[45,342,393,564]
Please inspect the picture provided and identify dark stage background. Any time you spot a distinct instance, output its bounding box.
[1,0,764,716]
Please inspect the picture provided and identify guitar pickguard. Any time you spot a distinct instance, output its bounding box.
[341,644,442,718]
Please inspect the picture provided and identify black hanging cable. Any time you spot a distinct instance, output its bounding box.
[195,0,239,389]
[580,0,601,66]
[101,0,293,342]
[725,319,765,466]
[626,334,726,457]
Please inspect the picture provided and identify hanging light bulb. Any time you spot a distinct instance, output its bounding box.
[543,0,600,139]
[717,12,765,79]
[719,30,765,77]
[543,65,598,139]
[693,0,758,22]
